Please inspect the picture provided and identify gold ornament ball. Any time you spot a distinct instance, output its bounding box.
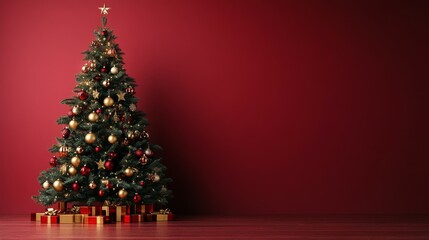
[85,132,97,144]
[127,132,135,139]
[82,65,89,73]
[108,135,117,144]
[124,167,134,177]
[72,105,81,115]
[53,180,64,192]
[118,189,128,199]
[59,145,70,157]
[71,156,81,167]
[103,96,114,107]
[89,181,97,189]
[76,146,84,154]
[69,119,78,130]
[110,66,119,74]
[153,174,160,182]
[88,112,99,122]
[145,148,154,157]
[102,80,110,88]
[42,180,50,189]
[68,166,77,176]
[107,48,116,57]
[101,179,109,185]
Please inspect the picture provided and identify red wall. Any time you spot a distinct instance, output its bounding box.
[0,0,428,215]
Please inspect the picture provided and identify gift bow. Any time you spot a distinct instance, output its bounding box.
[69,206,80,214]
[159,208,171,214]
[45,208,58,216]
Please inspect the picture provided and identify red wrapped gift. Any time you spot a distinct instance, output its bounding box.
[30,213,36,221]
[136,204,146,214]
[87,216,108,224]
[41,215,59,224]
[121,214,139,223]
[144,213,155,222]
[168,213,174,221]
[79,206,101,216]
[145,204,154,213]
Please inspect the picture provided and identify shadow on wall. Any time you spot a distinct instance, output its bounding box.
[135,68,212,215]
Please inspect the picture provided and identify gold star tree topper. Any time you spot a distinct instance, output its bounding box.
[99,4,110,15]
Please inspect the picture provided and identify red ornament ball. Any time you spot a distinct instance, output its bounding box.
[72,182,80,191]
[61,128,70,139]
[96,109,102,114]
[94,75,102,81]
[80,165,91,176]
[139,181,145,187]
[107,182,113,189]
[95,146,102,153]
[109,152,117,158]
[101,30,108,36]
[135,149,143,157]
[49,156,57,167]
[104,161,114,171]
[98,189,105,197]
[101,66,107,73]
[67,110,74,117]
[78,90,89,100]
[133,194,142,203]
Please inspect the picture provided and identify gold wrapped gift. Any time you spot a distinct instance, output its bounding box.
[59,214,74,224]
[116,206,126,222]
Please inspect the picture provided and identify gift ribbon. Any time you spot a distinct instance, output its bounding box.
[158,208,171,214]
[69,206,80,214]
[45,208,58,216]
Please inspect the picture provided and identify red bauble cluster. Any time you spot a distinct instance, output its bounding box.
[49,156,57,167]
[72,182,80,191]
[80,165,91,176]
[61,127,70,139]
[133,194,142,203]
[109,152,117,158]
[78,90,89,100]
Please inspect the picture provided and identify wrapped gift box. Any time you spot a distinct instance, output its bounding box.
[168,213,174,221]
[33,213,44,221]
[87,216,108,224]
[156,214,168,222]
[41,215,59,224]
[145,204,154,213]
[74,214,84,223]
[59,214,74,224]
[79,206,101,216]
[137,214,144,222]
[121,214,139,223]
[116,206,127,222]
[144,213,156,222]
[30,213,36,221]
[102,206,116,216]
[136,205,146,214]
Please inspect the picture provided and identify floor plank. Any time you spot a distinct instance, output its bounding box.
[0,215,428,239]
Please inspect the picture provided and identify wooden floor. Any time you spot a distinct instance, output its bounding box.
[0,215,428,239]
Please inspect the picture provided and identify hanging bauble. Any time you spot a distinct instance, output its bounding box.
[85,132,96,144]
[101,179,109,185]
[72,181,80,191]
[102,79,110,88]
[118,189,128,199]
[107,48,116,57]
[139,181,145,187]
[98,189,105,197]
[69,119,78,130]
[89,61,96,69]
[106,182,113,189]
[89,181,97,189]
[67,110,74,117]
[153,174,160,182]
[70,156,81,167]
[80,165,91,176]
[127,132,135,140]
[76,146,84,154]
[126,87,135,94]
[68,166,77,176]
[124,167,134,177]
[135,149,143,157]
[101,30,108,36]
[60,164,67,174]
[122,138,129,146]
[88,112,99,122]
[96,108,102,114]
[101,66,107,73]
[145,147,154,157]
[103,96,114,107]
[95,146,102,153]
[59,145,71,157]
[133,193,142,203]
[42,180,50,189]
[49,156,57,167]
[72,105,81,115]
[61,127,70,139]
[108,135,117,144]
[139,155,148,165]
[78,90,89,100]
[110,66,119,74]
[109,152,117,158]
[53,179,63,192]
[104,160,114,171]
[82,65,89,73]
[94,75,102,81]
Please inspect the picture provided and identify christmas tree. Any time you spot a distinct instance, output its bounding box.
[33,5,172,207]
